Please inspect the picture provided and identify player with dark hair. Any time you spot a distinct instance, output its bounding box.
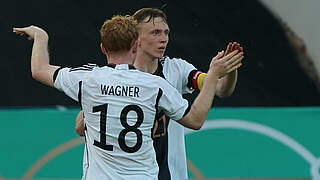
[14,14,243,179]
[76,8,244,180]
[133,8,243,180]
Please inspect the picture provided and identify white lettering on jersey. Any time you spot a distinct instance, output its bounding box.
[54,64,189,180]
[100,85,139,97]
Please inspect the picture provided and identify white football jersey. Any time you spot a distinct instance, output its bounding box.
[54,64,189,180]
[154,57,197,180]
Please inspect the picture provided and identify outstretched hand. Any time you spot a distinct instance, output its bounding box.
[209,50,243,79]
[224,42,243,56]
[13,25,48,40]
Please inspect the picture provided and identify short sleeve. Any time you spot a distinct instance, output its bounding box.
[158,80,189,121]
[164,57,198,94]
[54,66,93,101]
[176,59,197,94]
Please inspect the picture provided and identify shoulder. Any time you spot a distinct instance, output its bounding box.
[57,63,99,74]
[139,69,164,80]
[56,63,102,80]
[139,70,172,86]
[66,63,99,72]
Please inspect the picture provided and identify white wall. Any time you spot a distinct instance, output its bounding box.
[259,0,320,78]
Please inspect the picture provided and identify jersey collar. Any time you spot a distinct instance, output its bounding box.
[107,64,136,70]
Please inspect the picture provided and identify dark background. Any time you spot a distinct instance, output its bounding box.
[1,0,319,107]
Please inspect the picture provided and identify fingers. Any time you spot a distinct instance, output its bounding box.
[13,27,28,33]
[222,49,238,61]
[13,25,36,34]
[227,51,243,63]
[212,50,225,61]
[209,44,244,78]
[227,53,244,69]
[214,50,243,76]
[13,28,32,39]
[231,42,237,51]
[16,32,25,36]
[224,42,232,55]
[225,62,242,75]
[231,42,243,53]
[223,42,244,56]
[217,50,224,58]
[13,26,36,40]
[13,27,23,32]
[13,27,28,37]
[13,29,24,35]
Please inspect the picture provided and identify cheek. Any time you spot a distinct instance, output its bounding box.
[142,37,155,46]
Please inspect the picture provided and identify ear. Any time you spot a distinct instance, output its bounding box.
[137,37,142,47]
[100,43,107,54]
[132,41,138,53]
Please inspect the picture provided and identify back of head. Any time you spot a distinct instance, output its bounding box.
[133,8,167,25]
[100,15,138,53]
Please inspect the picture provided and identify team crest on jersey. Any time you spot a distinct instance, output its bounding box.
[158,56,168,65]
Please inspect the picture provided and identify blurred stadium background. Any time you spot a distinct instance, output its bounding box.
[1,0,319,179]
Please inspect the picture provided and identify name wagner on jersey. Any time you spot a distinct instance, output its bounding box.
[101,84,140,97]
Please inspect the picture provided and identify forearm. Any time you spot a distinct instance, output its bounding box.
[180,75,219,130]
[215,70,237,97]
[31,33,59,87]
[31,33,49,77]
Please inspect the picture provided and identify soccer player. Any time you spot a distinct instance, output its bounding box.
[133,8,243,180]
[76,8,244,180]
[13,15,243,180]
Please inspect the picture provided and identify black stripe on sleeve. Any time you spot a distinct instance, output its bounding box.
[53,67,64,83]
[78,81,83,110]
[187,69,198,89]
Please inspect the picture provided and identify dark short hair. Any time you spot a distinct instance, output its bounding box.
[133,8,167,24]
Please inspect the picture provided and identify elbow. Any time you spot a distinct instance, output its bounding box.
[187,108,206,130]
[190,120,204,130]
[216,89,234,98]
[191,125,201,130]
[31,71,41,81]
[217,92,232,98]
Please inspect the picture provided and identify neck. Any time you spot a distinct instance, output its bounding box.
[106,51,134,65]
[134,51,158,74]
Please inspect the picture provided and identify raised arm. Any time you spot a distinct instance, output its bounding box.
[13,25,60,87]
[177,50,243,130]
[201,42,243,97]
[215,42,243,97]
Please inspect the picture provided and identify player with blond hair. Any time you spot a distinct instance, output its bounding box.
[14,14,243,179]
